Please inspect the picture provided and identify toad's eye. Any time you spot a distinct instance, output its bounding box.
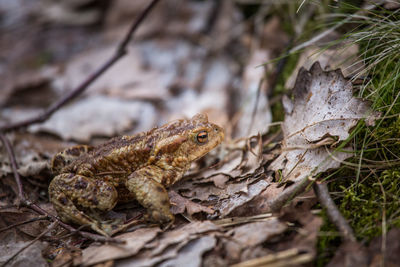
[196,131,208,144]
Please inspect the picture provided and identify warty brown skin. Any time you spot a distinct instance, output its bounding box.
[48,114,224,236]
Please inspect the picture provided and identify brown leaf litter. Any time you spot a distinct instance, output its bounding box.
[0,0,378,266]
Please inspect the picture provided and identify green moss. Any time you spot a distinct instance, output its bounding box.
[332,169,400,240]
[317,115,400,263]
[315,4,400,264]
[316,166,400,265]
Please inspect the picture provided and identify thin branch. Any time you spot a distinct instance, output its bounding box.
[1,221,58,267]
[314,182,356,242]
[231,248,313,267]
[247,78,263,136]
[116,0,160,54]
[0,0,161,132]
[0,133,25,203]
[267,176,312,212]
[0,215,49,233]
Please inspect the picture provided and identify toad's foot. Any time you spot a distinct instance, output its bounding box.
[101,218,144,236]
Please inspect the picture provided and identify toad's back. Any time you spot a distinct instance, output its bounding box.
[52,118,196,177]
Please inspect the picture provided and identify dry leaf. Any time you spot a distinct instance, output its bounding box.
[367,228,400,267]
[269,62,376,182]
[190,135,264,184]
[116,244,184,267]
[169,190,214,216]
[116,221,220,267]
[54,44,169,102]
[229,218,287,246]
[290,212,322,258]
[326,241,368,267]
[225,218,287,262]
[158,236,216,267]
[217,179,270,217]
[147,221,219,255]
[0,208,50,237]
[172,137,267,218]
[39,0,102,26]
[29,96,157,142]
[81,227,160,266]
[0,239,47,267]
[51,246,82,267]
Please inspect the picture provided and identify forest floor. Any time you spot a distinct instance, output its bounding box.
[0,1,399,266]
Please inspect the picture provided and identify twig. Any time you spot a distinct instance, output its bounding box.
[247,78,264,136]
[0,133,25,204]
[267,176,312,212]
[231,248,313,267]
[0,0,161,133]
[1,221,58,267]
[377,178,387,267]
[201,0,222,35]
[56,224,90,240]
[0,215,49,233]
[314,182,356,242]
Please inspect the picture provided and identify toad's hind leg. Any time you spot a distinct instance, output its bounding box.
[48,173,118,236]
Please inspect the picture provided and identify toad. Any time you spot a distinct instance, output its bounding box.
[48,114,224,236]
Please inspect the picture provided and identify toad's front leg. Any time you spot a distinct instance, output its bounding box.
[48,173,118,236]
[126,166,175,225]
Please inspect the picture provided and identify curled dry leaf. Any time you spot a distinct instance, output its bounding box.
[269,62,377,182]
